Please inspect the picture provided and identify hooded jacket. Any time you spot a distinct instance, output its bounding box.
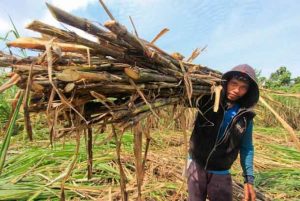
[189,64,260,171]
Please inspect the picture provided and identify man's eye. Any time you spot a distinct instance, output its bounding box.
[240,86,248,91]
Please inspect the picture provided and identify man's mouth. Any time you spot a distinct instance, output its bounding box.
[228,93,239,99]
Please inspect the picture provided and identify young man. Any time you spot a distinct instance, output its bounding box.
[188,64,259,201]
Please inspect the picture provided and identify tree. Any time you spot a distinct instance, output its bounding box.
[265,66,291,88]
[294,76,300,84]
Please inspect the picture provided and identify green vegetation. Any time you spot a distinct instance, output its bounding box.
[0,91,23,173]
[0,124,299,200]
[256,169,300,200]
[257,66,300,92]
[0,129,188,200]
[265,66,291,88]
[231,126,300,200]
[0,133,121,200]
[0,16,25,134]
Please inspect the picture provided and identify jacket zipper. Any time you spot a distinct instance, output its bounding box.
[204,108,250,170]
[204,106,226,170]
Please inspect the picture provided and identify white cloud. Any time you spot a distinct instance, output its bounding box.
[0,17,10,32]
[40,12,61,27]
[36,1,98,42]
[48,0,97,12]
[40,0,95,27]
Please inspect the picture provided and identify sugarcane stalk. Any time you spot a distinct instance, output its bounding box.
[124,67,178,82]
[77,83,143,92]
[84,97,182,124]
[12,64,47,71]
[29,95,92,113]
[104,20,182,76]
[150,28,169,44]
[87,125,93,179]
[45,40,88,125]
[104,20,145,52]
[64,83,75,93]
[0,73,21,94]
[112,125,128,201]
[98,0,115,21]
[54,63,131,72]
[185,63,222,78]
[133,123,143,201]
[46,2,131,49]
[150,51,182,75]
[141,124,151,184]
[23,63,34,141]
[31,82,45,92]
[26,21,125,58]
[261,88,300,99]
[132,97,180,116]
[0,51,17,67]
[190,73,222,82]
[129,78,160,118]
[109,97,180,123]
[7,37,90,53]
[56,69,125,82]
[213,85,223,112]
[120,111,150,130]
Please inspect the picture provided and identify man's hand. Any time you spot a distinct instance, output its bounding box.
[243,183,256,201]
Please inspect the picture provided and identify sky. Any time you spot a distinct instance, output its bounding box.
[0,0,299,78]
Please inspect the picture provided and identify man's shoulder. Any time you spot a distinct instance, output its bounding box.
[194,95,214,109]
[235,107,256,123]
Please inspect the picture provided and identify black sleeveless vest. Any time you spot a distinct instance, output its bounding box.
[189,96,255,171]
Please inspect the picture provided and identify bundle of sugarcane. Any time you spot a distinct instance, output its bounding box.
[1,2,222,131]
[0,3,224,200]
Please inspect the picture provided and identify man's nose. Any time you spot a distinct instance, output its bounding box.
[232,87,240,93]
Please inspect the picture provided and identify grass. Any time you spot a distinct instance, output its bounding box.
[256,92,300,130]
[0,127,188,200]
[0,115,299,200]
[231,126,300,200]
[254,133,300,200]
[255,169,300,200]
[0,134,120,200]
[0,74,19,133]
[0,92,23,173]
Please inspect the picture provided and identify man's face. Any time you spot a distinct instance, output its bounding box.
[226,78,249,102]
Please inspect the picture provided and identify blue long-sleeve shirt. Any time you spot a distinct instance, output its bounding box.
[207,104,254,177]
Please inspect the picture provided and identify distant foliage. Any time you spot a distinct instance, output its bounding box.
[255,66,300,130]
[294,76,300,85]
[265,66,291,89]
[290,83,300,93]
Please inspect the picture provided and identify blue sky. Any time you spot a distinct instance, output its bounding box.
[0,0,299,78]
